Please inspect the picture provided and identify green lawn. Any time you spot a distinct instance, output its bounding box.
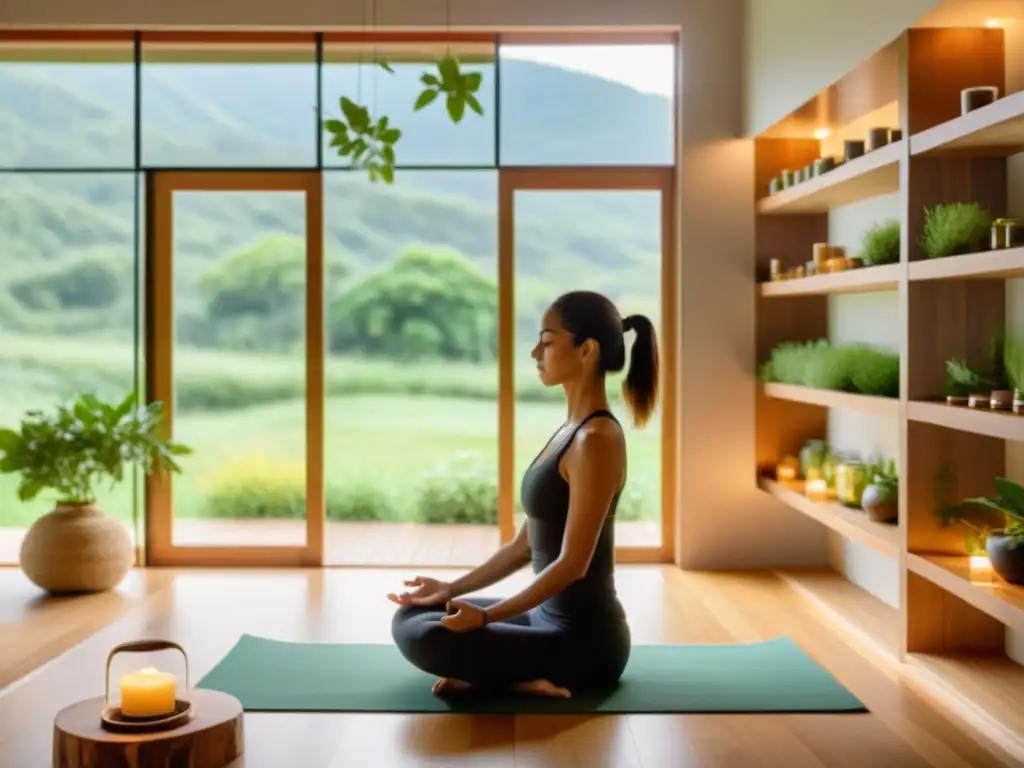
[0,337,662,531]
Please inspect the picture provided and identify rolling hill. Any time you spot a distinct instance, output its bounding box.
[0,56,673,337]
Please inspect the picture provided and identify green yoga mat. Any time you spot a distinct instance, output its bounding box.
[196,634,865,714]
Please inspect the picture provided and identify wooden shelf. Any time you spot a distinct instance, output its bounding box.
[909,247,1024,282]
[762,382,899,415]
[759,263,901,297]
[907,554,1024,635]
[910,89,1024,157]
[904,652,1024,762]
[907,400,1024,442]
[760,478,900,558]
[777,567,900,664]
[756,141,903,214]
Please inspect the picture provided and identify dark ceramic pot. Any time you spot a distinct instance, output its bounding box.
[844,140,865,161]
[986,533,1024,585]
[861,484,897,524]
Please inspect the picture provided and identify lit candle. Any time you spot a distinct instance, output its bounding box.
[969,555,993,585]
[806,479,828,501]
[120,665,177,718]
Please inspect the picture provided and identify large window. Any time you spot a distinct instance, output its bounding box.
[0,31,678,567]
[141,36,320,168]
[0,172,140,562]
[323,171,499,565]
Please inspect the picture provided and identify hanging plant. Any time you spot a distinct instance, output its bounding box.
[323,54,485,184]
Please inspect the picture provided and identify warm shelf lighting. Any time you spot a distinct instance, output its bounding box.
[969,554,993,584]
[805,478,828,501]
[812,128,831,140]
[984,18,1003,28]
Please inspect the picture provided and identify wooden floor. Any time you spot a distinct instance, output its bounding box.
[0,520,659,567]
[0,565,1017,767]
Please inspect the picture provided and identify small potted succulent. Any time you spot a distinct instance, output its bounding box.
[861,459,898,524]
[938,477,1024,584]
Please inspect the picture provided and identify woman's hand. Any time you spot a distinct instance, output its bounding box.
[440,599,487,632]
[387,576,451,607]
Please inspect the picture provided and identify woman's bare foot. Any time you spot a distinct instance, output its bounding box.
[432,677,473,695]
[513,678,571,699]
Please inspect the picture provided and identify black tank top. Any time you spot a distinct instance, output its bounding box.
[520,409,627,627]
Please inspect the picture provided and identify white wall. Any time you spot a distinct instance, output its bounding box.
[827,193,902,609]
[744,0,940,136]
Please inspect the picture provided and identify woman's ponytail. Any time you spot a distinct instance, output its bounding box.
[621,314,660,429]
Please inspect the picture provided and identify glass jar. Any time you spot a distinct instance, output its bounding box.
[1014,388,1024,415]
[799,439,827,480]
[1005,219,1024,248]
[835,461,869,507]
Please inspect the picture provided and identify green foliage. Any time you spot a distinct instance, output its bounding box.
[866,458,898,501]
[415,56,485,123]
[758,340,899,397]
[944,333,1017,396]
[324,56,484,184]
[944,359,993,396]
[201,454,395,522]
[0,392,191,504]
[9,254,123,311]
[324,97,401,184]
[937,477,1024,550]
[416,456,497,525]
[329,247,497,362]
[920,202,992,259]
[196,235,349,351]
[1004,335,1024,391]
[858,219,900,266]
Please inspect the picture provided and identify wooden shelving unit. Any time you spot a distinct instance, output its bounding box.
[760,478,899,558]
[777,568,900,664]
[910,87,1024,157]
[763,382,899,415]
[908,400,1024,441]
[756,140,902,214]
[907,554,1024,634]
[754,22,1024,760]
[909,246,1024,281]
[759,263,901,296]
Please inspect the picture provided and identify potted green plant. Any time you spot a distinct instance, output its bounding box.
[861,459,898,524]
[858,219,900,266]
[937,477,1024,584]
[920,202,992,259]
[0,391,191,594]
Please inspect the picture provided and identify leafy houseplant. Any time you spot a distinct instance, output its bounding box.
[0,392,191,594]
[323,55,485,184]
[920,202,992,259]
[937,477,1024,584]
[858,219,900,266]
[860,459,898,524]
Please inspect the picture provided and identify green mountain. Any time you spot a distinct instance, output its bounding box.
[0,58,672,341]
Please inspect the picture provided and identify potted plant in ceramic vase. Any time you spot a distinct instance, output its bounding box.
[861,459,898,524]
[0,391,191,594]
[937,477,1024,584]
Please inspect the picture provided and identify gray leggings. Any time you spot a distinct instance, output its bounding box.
[391,597,631,691]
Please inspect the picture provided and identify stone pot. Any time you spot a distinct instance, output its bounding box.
[19,502,134,594]
[861,483,897,524]
[986,533,1024,585]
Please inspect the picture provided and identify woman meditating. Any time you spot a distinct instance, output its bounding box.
[388,290,660,699]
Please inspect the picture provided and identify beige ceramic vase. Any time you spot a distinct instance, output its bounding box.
[19,503,134,594]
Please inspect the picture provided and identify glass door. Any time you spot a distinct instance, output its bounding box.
[145,171,324,566]
[497,168,677,563]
